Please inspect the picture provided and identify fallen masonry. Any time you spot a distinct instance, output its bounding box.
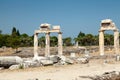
[93,71,120,80]
[77,71,120,80]
[0,55,90,70]
[27,71,120,80]
[0,54,120,70]
[0,56,23,68]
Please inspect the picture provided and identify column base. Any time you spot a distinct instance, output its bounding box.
[33,52,39,61]
[100,53,104,56]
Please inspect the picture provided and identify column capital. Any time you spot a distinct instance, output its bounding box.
[114,29,119,32]
[34,32,38,35]
[58,32,62,34]
[99,30,104,32]
[46,32,50,34]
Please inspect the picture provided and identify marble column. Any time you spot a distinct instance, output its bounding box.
[45,32,50,57]
[58,32,63,56]
[99,31,104,56]
[34,33,38,58]
[114,30,119,54]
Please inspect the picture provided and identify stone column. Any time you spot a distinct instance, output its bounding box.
[114,30,119,54]
[99,31,104,56]
[34,33,38,58]
[45,32,50,57]
[58,32,63,56]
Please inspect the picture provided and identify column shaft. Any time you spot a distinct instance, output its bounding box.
[99,31,104,55]
[58,32,63,56]
[34,33,38,58]
[45,32,50,57]
[114,31,119,54]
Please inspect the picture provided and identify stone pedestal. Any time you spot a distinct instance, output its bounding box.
[99,31,104,56]
[45,32,50,57]
[70,53,76,58]
[58,32,63,56]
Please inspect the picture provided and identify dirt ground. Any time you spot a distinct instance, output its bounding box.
[0,59,120,80]
[0,46,120,80]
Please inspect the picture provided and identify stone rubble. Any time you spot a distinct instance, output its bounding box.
[93,71,120,80]
[77,57,89,64]
[40,59,53,66]
[2,54,120,70]
[0,67,4,70]
[0,55,91,70]
[0,56,23,68]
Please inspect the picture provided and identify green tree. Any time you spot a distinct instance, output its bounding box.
[38,36,45,47]
[50,36,58,47]
[0,34,4,47]
[63,37,72,46]
[16,30,20,36]
[78,31,85,38]
[104,34,113,45]
[0,34,11,47]
[93,35,99,45]
[10,36,21,52]
[84,34,94,46]
[74,31,99,46]
[20,33,33,47]
[20,33,28,38]
[0,30,2,34]
[12,27,17,37]
[75,31,86,46]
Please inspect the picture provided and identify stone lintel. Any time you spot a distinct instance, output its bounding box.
[35,29,60,33]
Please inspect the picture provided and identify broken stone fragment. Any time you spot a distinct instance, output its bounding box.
[9,64,19,70]
[40,59,53,66]
[23,60,41,68]
[0,56,23,68]
[65,58,74,64]
[0,67,4,70]
[93,71,120,80]
[77,57,89,64]
[116,55,120,61]
[49,55,60,63]
[59,55,66,65]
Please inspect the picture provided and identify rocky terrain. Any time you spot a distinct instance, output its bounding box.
[0,46,120,80]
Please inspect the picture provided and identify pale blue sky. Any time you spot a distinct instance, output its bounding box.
[0,0,120,38]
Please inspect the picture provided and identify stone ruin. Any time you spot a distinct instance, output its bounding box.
[0,19,120,70]
[33,23,63,60]
[99,19,119,55]
[78,71,120,80]
[0,23,89,70]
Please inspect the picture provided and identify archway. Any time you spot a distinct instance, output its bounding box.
[99,19,119,55]
[34,23,63,60]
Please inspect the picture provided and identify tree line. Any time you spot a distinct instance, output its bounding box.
[0,27,116,49]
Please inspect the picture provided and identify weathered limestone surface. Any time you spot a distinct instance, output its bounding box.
[93,71,120,80]
[114,30,119,54]
[99,19,119,55]
[45,32,50,57]
[77,57,89,64]
[34,33,38,59]
[34,23,63,60]
[0,56,23,68]
[49,55,60,63]
[58,32,63,56]
[99,31,104,55]
[40,60,53,66]
[9,65,20,70]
